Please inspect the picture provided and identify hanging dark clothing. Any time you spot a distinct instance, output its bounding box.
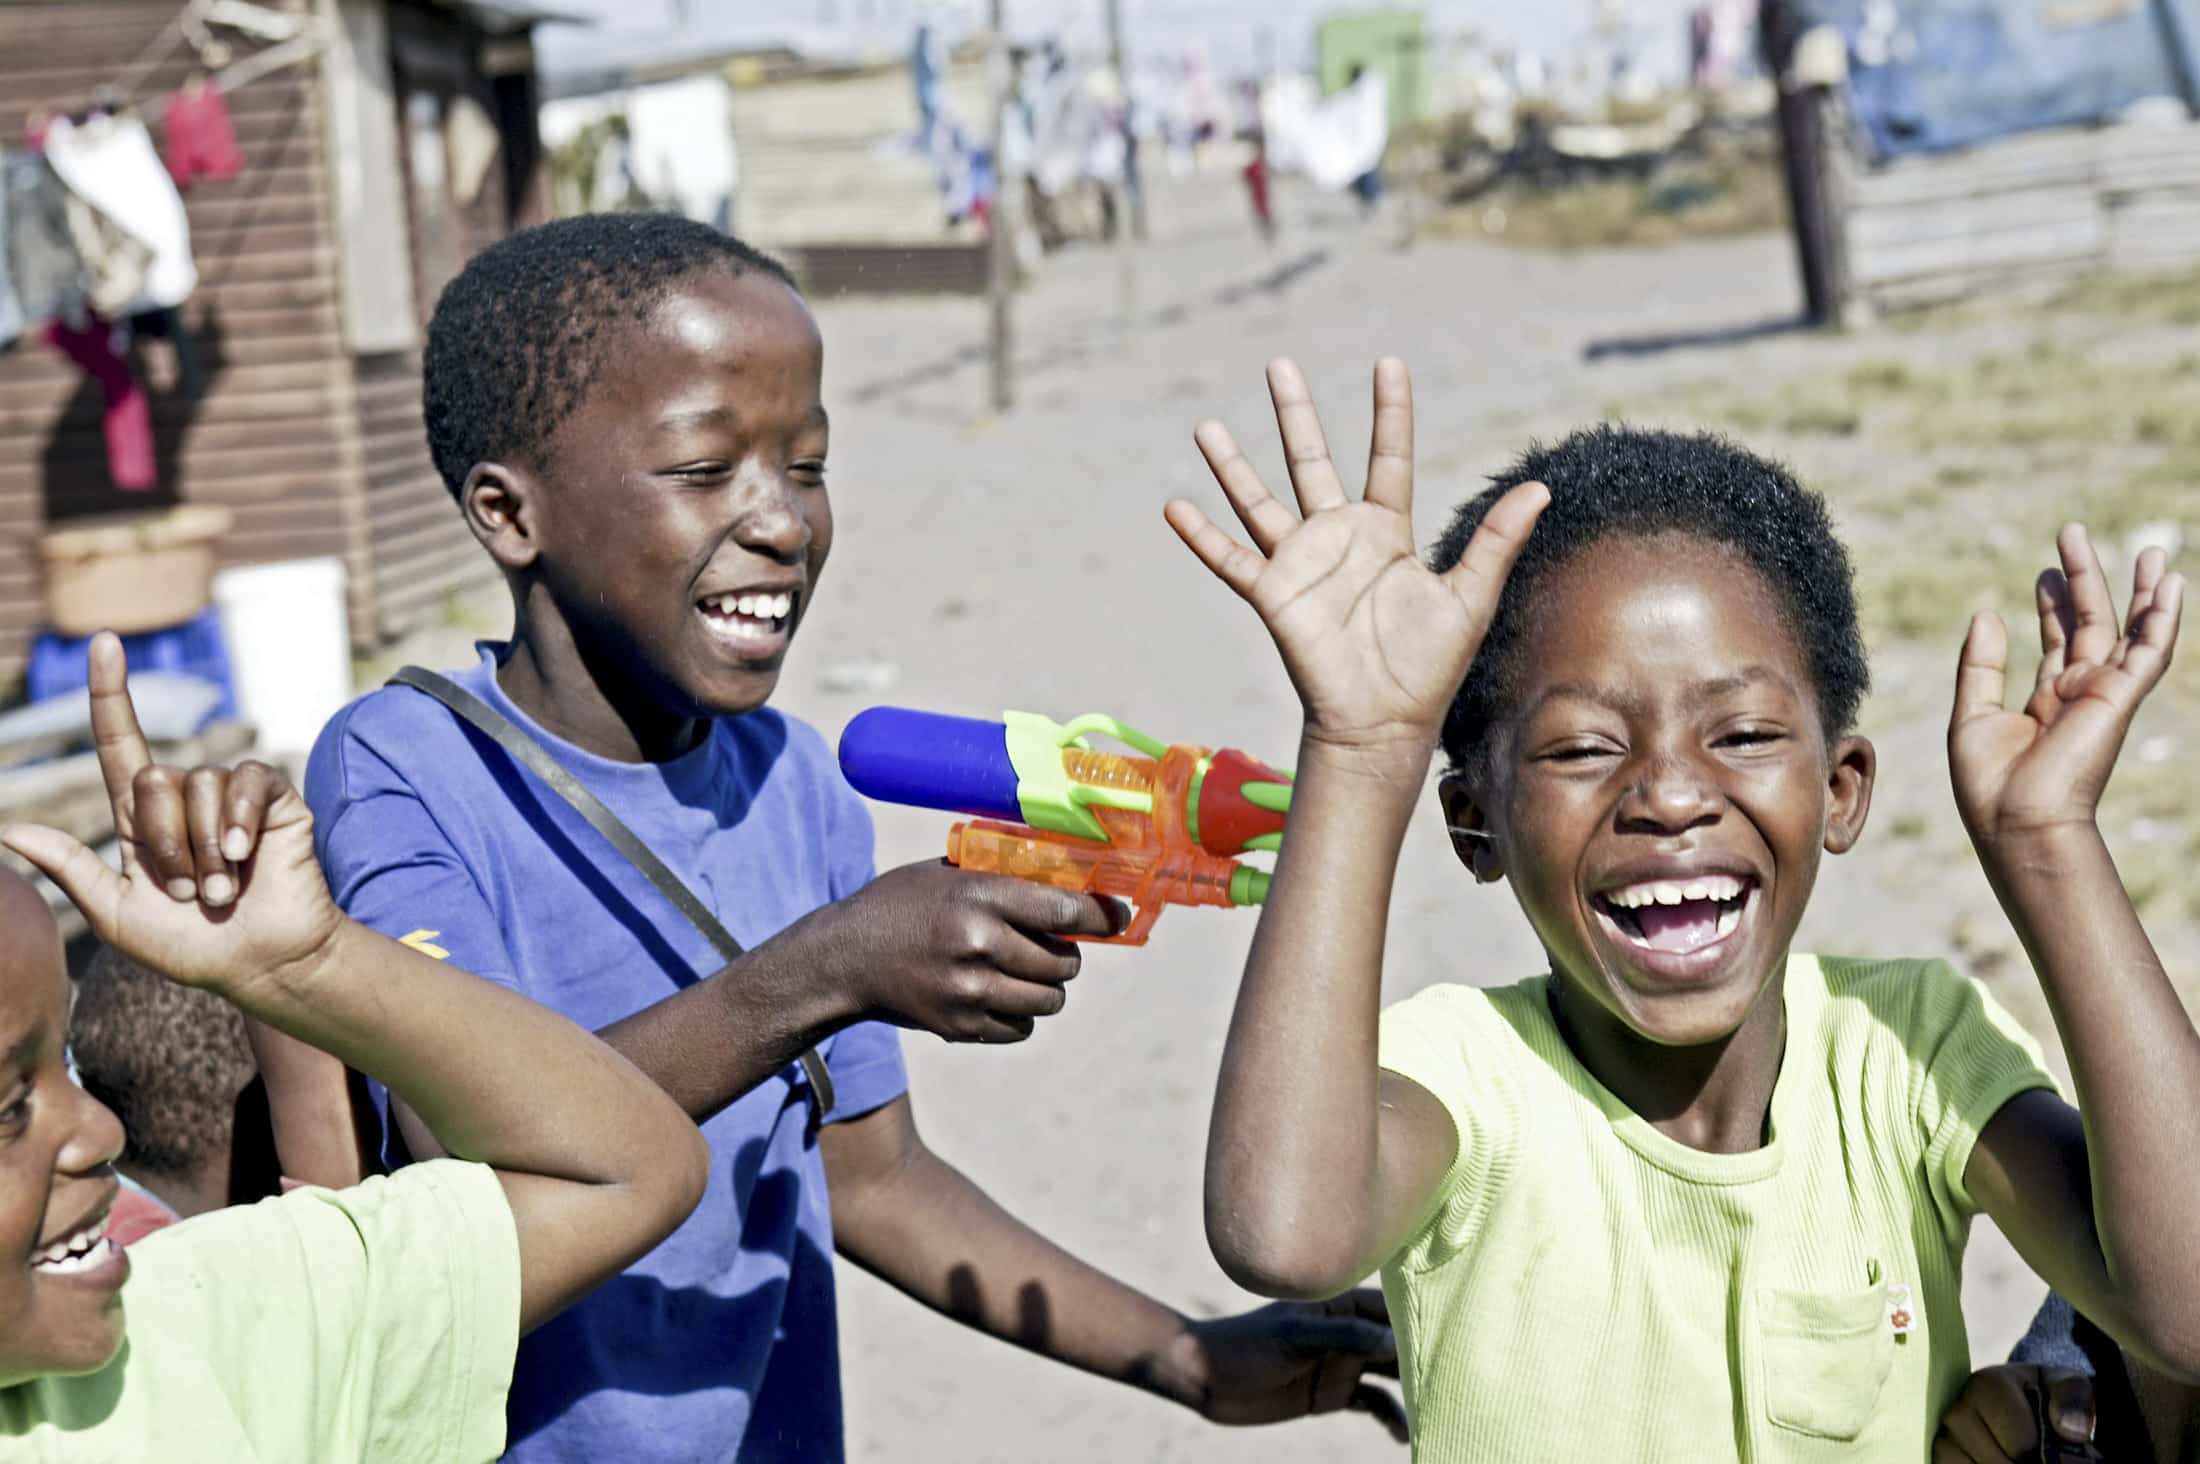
[46,315,156,491]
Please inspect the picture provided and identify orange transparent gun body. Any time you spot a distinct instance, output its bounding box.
[948,744,1241,946]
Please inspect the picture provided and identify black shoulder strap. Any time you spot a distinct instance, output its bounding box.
[387,665,835,1115]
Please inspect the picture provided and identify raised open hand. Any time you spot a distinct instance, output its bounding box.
[0,633,342,993]
[1164,357,1547,753]
[1950,525,2184,847]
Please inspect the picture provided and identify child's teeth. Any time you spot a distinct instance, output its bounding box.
[1717,903,1740,937]
[32,1218,111,1270]
[36,1238,115,1275]
[1608,875,1750,909]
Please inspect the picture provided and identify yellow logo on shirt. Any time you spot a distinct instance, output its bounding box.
[399,930,450,960]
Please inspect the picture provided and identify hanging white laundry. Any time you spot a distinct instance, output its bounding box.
[43,113,197,313]
[623,76,738,229]
[1268,69,1390,193]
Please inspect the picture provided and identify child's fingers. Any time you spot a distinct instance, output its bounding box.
[977,877,1119,945]
[1346,1381,1411,1442]
[2057,524,2119,668]
[1362,356,1414,515]
[1952,612,2010,728]
[1265,358,1349,516]
[977,971,1071,1024]
[2125,545,2168,643]
[1275,1311,1396,1368]
[0,823,123,931]
[1164,499,1268,601]
[2028,570,2071,717]
[1437,479,1549,611]
[1941,1399,2030,1462]
[183,767,237,907]
[964,1012,1038,1044]
[2043,1367,2097,1445]
[218,760,289,862]
[83,632,153,872]
[1194,419,1297,555]
[2116,569,2183,696]
[130,763,198,901]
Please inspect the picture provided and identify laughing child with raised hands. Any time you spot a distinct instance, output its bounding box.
[0,635,708,1460]
[1163,357,2199,1459]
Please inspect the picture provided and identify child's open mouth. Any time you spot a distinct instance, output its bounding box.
[29,1207,127,1289]
[1592,874,1759,980]
[696,589,798,660]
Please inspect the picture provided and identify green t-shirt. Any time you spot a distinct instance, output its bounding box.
[1,1158,520,1462]
[1376,954,2057,1462]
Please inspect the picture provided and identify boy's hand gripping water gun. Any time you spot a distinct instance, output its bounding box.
[838,708,1293,945]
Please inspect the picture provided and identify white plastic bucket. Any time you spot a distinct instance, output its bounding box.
[213,558,351,759]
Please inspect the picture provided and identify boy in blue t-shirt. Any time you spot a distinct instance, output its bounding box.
[276,213,1404,1462]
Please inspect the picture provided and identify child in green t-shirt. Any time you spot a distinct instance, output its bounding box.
[1164,357,2195,1459]
[0,635,709,1460]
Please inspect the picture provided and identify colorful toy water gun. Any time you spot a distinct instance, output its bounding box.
[837,708,1294,946]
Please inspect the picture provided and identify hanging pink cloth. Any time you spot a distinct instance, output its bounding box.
[46,316,156,491]
[161,81,242,187]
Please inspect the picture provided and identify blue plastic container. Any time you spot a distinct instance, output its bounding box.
[26,606,239,724]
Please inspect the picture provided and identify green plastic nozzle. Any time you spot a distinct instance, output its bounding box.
[1229,865,1272,907]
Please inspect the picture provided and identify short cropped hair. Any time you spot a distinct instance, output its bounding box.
[421,212,798,498]
[69,945,255,1182]
[1429,425,1870,776]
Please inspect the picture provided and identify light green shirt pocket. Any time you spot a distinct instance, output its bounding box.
[1759,1284,1896,1441]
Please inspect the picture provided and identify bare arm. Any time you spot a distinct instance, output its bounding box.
[1953,532,2200,1381]
[1162,358,1546,1297]
[241,1016,377,1187]
[2,634,710,1333]
[823,1095,1405,1436]
[1204,734,1462,1296]
[382,865,1117,1165]
[222,918,710,1331]
[2126,1357,2200,1462]
[825,1095,1203,1398]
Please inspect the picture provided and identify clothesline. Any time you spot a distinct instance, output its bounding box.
[1,2,257,498]
[109,0,326,111]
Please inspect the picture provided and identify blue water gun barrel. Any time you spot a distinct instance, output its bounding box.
[838,707,1024,822]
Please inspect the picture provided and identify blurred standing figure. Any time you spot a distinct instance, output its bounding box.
[1237,80,1275,244]
[1344,64,1386,216]
[1243,138,1274,243]
[912,19,944,151]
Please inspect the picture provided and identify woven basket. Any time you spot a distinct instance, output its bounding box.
[39,505,235,637]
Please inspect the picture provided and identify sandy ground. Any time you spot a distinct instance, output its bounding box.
[381,173,2196,1460]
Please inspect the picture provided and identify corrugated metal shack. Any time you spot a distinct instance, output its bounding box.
[0,0,558,693]
[1766,0,2200,320]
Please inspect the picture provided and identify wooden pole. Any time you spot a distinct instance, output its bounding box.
[987,0,1013,410]
[1107,0,1147,241]
[1762,0,1841,325]
[1105,0,1138,326]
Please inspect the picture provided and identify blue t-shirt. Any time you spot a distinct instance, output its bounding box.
[305,646,908,1464]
